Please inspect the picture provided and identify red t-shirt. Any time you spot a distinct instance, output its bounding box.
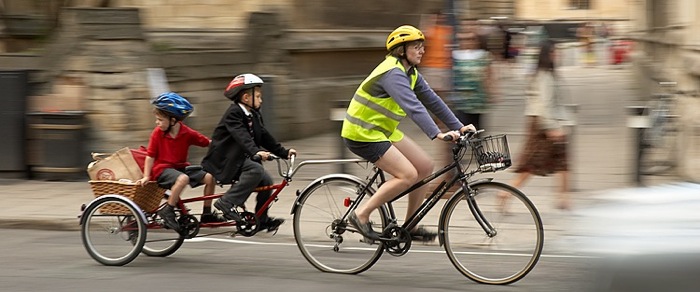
[146,122,210,179]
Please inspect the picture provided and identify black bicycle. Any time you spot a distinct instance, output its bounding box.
[639,81,680,175]
[291,131,544,285]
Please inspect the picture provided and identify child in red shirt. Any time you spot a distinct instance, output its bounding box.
[136,92,224,232]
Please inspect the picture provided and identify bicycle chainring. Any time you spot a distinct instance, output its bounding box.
[236,211,259,237]
[383,225,412,256]
[178,214,200,239]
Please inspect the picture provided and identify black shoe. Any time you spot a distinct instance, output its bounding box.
[201,211,228,223]
[259,217,285,232]
[348,211,379,240]
[214,199,242,222]
[410,226,437,242]
[158,204,181,232]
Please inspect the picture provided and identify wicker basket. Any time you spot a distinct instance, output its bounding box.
[89,180,166,214]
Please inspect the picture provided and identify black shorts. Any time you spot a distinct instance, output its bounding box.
[343,138,391,163]
[157,167,207,190]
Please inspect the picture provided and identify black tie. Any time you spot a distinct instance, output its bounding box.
[247,115,254,137]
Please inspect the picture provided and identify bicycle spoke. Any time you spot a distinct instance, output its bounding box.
[294,176,385,274]
[441,182,543,285]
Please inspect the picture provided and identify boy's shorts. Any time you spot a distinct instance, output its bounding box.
[157,167,207,190]
[343,138,392,163]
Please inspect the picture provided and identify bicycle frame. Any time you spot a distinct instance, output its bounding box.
[342,135,497,241]
[164,156,368,230]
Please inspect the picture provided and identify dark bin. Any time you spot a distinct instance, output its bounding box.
[0,70,28,178]
[27,111,87,181]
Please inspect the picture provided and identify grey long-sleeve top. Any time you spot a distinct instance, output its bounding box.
[374,67,464,139]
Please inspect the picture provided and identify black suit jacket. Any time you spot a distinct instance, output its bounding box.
[201,103,289,184]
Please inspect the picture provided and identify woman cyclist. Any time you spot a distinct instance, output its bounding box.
[342,25,475,241]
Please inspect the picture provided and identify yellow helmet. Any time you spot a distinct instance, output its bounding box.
[386,25,425,51]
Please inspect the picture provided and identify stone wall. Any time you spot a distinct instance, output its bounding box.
[628,0,700,182]
[3,2,459,163]
[48,8,157,153]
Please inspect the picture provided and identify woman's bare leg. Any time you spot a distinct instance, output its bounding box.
[391,137,434,225]
[353,145,418,224]
[557,170,571,209]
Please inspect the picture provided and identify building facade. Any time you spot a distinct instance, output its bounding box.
[628,0,700,182]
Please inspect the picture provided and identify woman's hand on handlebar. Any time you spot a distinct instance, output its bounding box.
[438,124,478,142]
[460,124,477,134]
[437,131,461,142]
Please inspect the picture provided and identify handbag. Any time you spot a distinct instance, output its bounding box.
[86,147,144,181]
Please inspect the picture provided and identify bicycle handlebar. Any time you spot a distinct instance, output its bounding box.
[442,130,482,142]
[251,153,280,162]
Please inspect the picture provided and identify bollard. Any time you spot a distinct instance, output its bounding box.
[626,105,651,186]
[330,100,349,173]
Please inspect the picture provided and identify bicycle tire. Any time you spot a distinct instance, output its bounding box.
[439,181,543,285]
[139,210,185,257]
[81,196,146,266]
[293,175,387,274]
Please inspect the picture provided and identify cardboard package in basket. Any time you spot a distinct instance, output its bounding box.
[86,147,144,181]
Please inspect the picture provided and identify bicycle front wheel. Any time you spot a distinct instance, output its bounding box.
[81,196,146,266]
[440,181,543,285]
[293,176,387,274]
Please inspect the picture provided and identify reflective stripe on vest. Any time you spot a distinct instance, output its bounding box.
[341,56,418,142]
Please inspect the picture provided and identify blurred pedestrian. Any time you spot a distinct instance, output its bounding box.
[450,30,495,131]
[439,30,496,185]
[508,40,571,210]
[577,22,596,67]
[419,11,454,98]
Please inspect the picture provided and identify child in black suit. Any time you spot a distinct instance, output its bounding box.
[201,73,297,232]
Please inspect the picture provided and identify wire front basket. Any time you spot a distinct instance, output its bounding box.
[469,134,512,172]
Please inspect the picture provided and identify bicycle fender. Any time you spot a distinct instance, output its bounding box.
[467,178,494,186]
[290,174,369,215]
[79,194,148,226]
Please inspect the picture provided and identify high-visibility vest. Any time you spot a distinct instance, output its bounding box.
[341,56,418,142]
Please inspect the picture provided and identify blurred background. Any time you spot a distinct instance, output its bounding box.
[0,0,696,184]
[2,1,700,291]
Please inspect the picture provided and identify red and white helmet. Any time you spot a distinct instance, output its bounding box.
[224,73,264,100]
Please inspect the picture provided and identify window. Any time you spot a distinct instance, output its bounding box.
[569,0,591,10]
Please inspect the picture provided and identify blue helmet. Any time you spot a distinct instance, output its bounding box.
[151,92,193,120]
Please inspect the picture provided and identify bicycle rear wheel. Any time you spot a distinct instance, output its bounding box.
[293,175,386,274]
[81,196,146,266]
[440,181,543,285]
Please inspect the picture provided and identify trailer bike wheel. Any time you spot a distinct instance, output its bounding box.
[139,211,188,257]
[293,176,386,274]
[81,196,146,266]
[440,181,543,285]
